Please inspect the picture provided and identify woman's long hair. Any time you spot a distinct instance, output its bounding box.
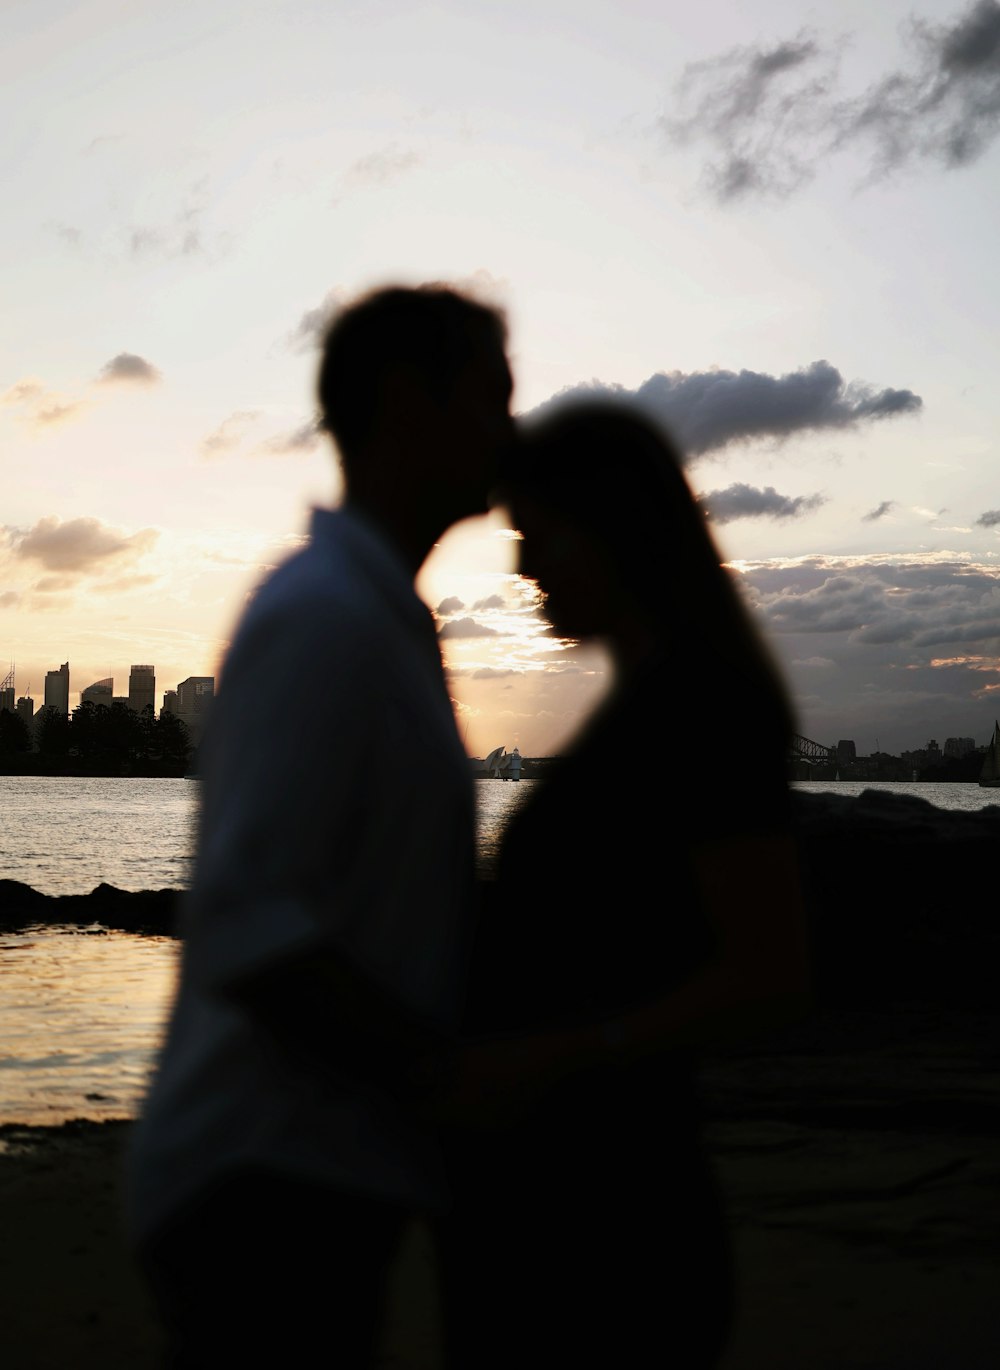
[505,396,796,748]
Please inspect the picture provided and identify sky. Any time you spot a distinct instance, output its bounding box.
[3,0,1000,760]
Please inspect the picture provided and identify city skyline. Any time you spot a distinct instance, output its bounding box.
[2,651,996,760]
[3,2,1000,759]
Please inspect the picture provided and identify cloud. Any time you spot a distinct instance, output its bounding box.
[333,143,423,204]
[255,418,324,456]
[738,554,1000,750]
[96,352,162,385]
[0,590,21,608]
[2,378,86,428]
[976,509,1000,526]
[201,411,261,456]
[436,597,466,616]
[662,32,842,201]
[284,289,347,353]
[863,500,896,522]
[699,482,826,524]
[124,179,220,261]
[837,0,1000,179]
[8,516,159,573]
[438,616,501,640]
[661,1,1000,199]
[92,572,160,594]
[2,379,45,406]
[32,400,86,426]
[469,666,520,680]
[531,359,921,457]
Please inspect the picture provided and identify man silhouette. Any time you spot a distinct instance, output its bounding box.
[126,283,514,1367]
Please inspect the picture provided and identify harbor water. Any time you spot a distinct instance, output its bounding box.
[0,776,535,1126]
[1,775,997,1126]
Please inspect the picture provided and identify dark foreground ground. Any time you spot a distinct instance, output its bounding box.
[2,788,999,1367]
[1,1002,998,1370]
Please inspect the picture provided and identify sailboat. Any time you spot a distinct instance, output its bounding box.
[978,720,1000,788]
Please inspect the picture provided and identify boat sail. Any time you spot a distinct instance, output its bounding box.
[979,720,1000,788]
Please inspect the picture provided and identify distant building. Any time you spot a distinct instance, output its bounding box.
[81,677,114,708]
[129,664,155,716]
[0,686,13,714]
[174,676,215,745]
[161,690,178,717]
[944,737,975,759]
[44,662,70,718]
[835,740,856,764]
[16,696,34,723]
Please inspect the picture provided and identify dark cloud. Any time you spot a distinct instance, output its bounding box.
[436,596,466,616]
[976,509,1000,526]
[699,482,826,524]
[662,2,1000,199]
[662,32,841,201]
[438,617,500,640]
[863,500,896,522]
[472,594,507,611]
[532,359,921,457]
[837,0,1000,178]
[9,516,158,572]
[737,555,1000,750]
[96,352,162,385]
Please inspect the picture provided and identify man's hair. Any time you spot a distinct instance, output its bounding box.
[317,283,507,466]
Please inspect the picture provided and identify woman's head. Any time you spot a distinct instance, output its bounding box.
[504,399,721,637]
[502,397,794,736]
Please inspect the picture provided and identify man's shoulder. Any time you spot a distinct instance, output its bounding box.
[250,513,371,615]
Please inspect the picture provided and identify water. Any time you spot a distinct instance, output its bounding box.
[2,774,994,1126]
[0,776,535,1126]
[0,775,198,896]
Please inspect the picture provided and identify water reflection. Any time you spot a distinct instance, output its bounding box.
[0,779,534,1124]
[0,926,180,1126]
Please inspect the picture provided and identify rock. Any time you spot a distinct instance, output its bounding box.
[790,790,1000,1010]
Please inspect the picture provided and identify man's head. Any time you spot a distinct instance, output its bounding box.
[317,284,513,534]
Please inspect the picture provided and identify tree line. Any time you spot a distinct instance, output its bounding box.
[0,701,193,776]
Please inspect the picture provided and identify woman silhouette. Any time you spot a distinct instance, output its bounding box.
[437,398,810,1369]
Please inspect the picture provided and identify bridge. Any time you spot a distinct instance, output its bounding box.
[790,733,836,764]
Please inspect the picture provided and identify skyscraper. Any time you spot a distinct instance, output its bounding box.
[129,664,155,716]
[44,662,70,718]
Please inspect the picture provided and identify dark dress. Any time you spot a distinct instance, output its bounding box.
[439,649,792,1368]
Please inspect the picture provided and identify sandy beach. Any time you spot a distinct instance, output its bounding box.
[2,1001,998,1370]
